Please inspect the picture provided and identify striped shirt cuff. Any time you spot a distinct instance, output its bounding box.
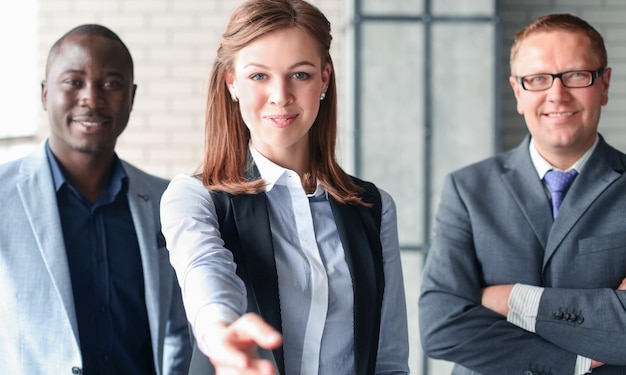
[507,283,543,333]
[508,284,591,374]
[575,355,592,374]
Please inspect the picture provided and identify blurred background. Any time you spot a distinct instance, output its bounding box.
[2,0,626,373]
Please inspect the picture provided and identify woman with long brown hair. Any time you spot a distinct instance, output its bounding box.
[161,1,409,374]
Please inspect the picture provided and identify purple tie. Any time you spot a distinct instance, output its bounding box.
[544,169,578,218]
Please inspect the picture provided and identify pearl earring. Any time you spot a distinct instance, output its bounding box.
[320,92,326,101]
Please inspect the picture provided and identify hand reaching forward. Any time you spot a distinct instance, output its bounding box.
[200,313,283,375]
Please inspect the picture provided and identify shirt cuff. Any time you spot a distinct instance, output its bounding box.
[193,304,240,355]
[507,283,543,333]
[575,355,592,374]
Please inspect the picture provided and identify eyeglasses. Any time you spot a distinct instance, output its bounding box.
[515,68,605,91]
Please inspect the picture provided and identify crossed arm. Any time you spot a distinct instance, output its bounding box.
[482,278,626,371]
[419,171,626,374]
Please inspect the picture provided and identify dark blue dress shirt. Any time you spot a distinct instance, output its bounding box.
[46,143,155,374]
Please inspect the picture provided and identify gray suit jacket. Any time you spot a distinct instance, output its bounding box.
[419,135,626,375]
[0,143,191,375]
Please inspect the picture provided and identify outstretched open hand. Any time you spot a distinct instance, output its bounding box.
[201,313,283,375]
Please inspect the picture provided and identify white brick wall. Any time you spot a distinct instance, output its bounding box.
[37,0,345,178]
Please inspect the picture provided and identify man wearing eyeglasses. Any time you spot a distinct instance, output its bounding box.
[420,13,626,375]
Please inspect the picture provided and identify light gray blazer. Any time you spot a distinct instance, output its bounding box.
[419,135,626,375]
[0,142,191,375]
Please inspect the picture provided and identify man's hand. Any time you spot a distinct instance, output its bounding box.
[200,313,283,375]
[481,284,514,317]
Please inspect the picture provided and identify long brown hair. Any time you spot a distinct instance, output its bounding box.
[200,0,365,205]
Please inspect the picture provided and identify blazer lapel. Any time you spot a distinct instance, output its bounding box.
[16,147,80,344]
[544,137,625,263]
[500,138,554,250]
[230,193,285,374]
[125,169,163,358]
[329,199,381,375]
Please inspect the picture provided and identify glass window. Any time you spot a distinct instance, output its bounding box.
[361,0,423,16]
[0,0,39,140]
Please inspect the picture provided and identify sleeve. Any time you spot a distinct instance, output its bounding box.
[418,173,579,375]
[574,356,592,375]
[375,189,410,374]
[507,283,543,333]
[535,288,626,365]
[508,284,592,375]
[162,271,192,375]
[160,175,247,347]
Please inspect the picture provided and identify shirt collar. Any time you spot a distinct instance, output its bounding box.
[529,134,599,179]
[248,143,325,197]
[45,140,128,199]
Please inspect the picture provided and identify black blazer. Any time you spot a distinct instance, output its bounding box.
[188,173,384,375]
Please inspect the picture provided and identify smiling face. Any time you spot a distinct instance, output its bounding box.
[509,30,611,168]
[42,34,136,161]
[226,27,331,166]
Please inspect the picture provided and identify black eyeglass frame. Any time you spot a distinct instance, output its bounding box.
[515,68,606,91]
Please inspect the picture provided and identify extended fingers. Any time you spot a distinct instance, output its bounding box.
[232,313,283,350]
[204,314,282,374]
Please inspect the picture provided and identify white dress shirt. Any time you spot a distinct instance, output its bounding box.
[161,146,409,374]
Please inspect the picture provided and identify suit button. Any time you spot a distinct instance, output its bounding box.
[71,367,82,375]
[563,313,571,321]
[554,311,563,320]
[567,314,577,322]
[524,371,533,375]
[576,316,584,324]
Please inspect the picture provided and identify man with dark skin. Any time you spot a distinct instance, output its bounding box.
[43,25,136,201]
[0,24,191,374]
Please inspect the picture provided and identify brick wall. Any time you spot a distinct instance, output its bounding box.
[37,0,345,178]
